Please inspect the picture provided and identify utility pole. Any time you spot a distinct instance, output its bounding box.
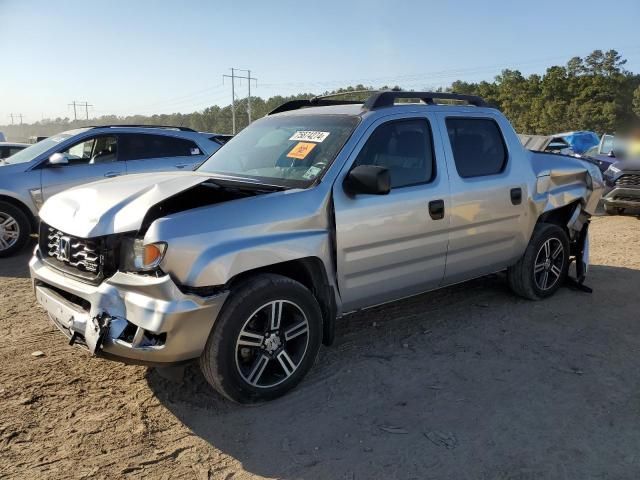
[223,68,237,134]
[223,68,257,134]
[69,101,78,121]
[81,101,93,120]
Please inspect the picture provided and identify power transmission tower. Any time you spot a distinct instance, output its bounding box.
[223,68,257,134]
[68,101,93,121]
[8,113,23,125]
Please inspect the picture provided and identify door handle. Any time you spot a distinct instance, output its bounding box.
[104,171,121,178]
[428,199,445,220]
[175,163,189,169]
[510,187,522,205]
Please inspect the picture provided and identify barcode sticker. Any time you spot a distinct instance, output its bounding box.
[289,131,330,143]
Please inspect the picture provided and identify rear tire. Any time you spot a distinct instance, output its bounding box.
[0,201,31,258]
[508,223,570,300]
[200,274,323,404]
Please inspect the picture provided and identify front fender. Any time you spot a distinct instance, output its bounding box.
[184,229,332,287]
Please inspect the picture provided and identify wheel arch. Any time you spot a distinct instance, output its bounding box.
[535,200,581,234]
[225,257,337,346]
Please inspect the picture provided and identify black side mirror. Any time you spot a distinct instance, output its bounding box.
[344,165,390,195]
[608,150,616,158]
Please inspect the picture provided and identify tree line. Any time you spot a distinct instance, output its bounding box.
[3,50,639,142]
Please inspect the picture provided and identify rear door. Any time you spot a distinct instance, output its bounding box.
[41,135,125,200]
[333,113,450,312]
[437,112,527,285]
[121,133,206,173]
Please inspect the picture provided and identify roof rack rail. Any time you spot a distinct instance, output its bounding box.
[268,90,489,115]
[89,124,196,132]
[268,98,364,115]
[363,91,488,109]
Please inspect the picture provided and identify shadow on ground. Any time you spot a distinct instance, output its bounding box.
[146,264,640,479]
[0,238,36,279]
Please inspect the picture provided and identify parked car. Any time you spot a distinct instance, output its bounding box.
[0,125,227,256]
[553,131,600,154]
[0,142,29,160]
[30,92,603,403]
[583,134,617,173]
[28,136,49,144]
[601,132,640,215]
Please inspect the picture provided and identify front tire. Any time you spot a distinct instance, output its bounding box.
[508,223,570,300]
[0,201,31,258]
[200,274,323,404]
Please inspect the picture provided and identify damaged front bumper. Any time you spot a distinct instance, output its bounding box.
[29,250,228,365]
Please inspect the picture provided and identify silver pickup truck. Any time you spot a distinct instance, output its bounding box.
[30,92,603,403]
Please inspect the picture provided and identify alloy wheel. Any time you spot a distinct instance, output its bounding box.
[0,213,20,252]
[533,237,564,291]
[235,300,310,388]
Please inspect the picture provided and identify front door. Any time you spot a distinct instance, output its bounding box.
[333,114,450,312]
[41,135,125,201]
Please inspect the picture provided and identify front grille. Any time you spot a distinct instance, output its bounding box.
[615,174,640,187]
[46,228,100,273]
[38,223,117,283]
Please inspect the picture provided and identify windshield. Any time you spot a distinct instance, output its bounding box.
[3,134,73,165]
[198,114,359,187]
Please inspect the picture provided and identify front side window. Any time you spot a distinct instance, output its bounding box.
[198,114,359,188]
[120,134,199,161]
[354,119,435,188]
[61,136,117,165]
[446,118,507,178]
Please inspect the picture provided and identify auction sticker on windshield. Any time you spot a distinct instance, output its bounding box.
[289,131,330,142]
[287,142,316,159]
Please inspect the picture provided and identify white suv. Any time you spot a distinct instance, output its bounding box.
[0,125,228,257]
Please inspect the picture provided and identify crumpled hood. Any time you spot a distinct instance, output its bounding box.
[39,172,210,237]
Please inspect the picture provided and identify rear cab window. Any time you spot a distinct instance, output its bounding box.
[446,117,507,178]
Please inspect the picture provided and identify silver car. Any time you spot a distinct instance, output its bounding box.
[30,92,603,403]
[0,125,226,256]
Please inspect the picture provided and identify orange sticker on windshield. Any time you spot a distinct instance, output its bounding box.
[287,142,316,160]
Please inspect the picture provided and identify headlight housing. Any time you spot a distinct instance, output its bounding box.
[120,238,167,272]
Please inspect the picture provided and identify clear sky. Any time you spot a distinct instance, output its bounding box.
[1,0,639,123]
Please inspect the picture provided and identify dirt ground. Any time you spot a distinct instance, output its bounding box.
[1,214,640,479]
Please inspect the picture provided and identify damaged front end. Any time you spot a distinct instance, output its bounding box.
[30,252,229,364]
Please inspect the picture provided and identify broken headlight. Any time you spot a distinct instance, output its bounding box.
[120,237,167,272]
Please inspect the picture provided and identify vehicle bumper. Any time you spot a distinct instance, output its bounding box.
[29,250,228,365]
[602,186,640,208]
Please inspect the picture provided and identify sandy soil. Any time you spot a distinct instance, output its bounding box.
[2,214,640,479]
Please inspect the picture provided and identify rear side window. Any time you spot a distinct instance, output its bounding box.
[446,118,507,178]
[354,119,435,188]
[120,134,200,161]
